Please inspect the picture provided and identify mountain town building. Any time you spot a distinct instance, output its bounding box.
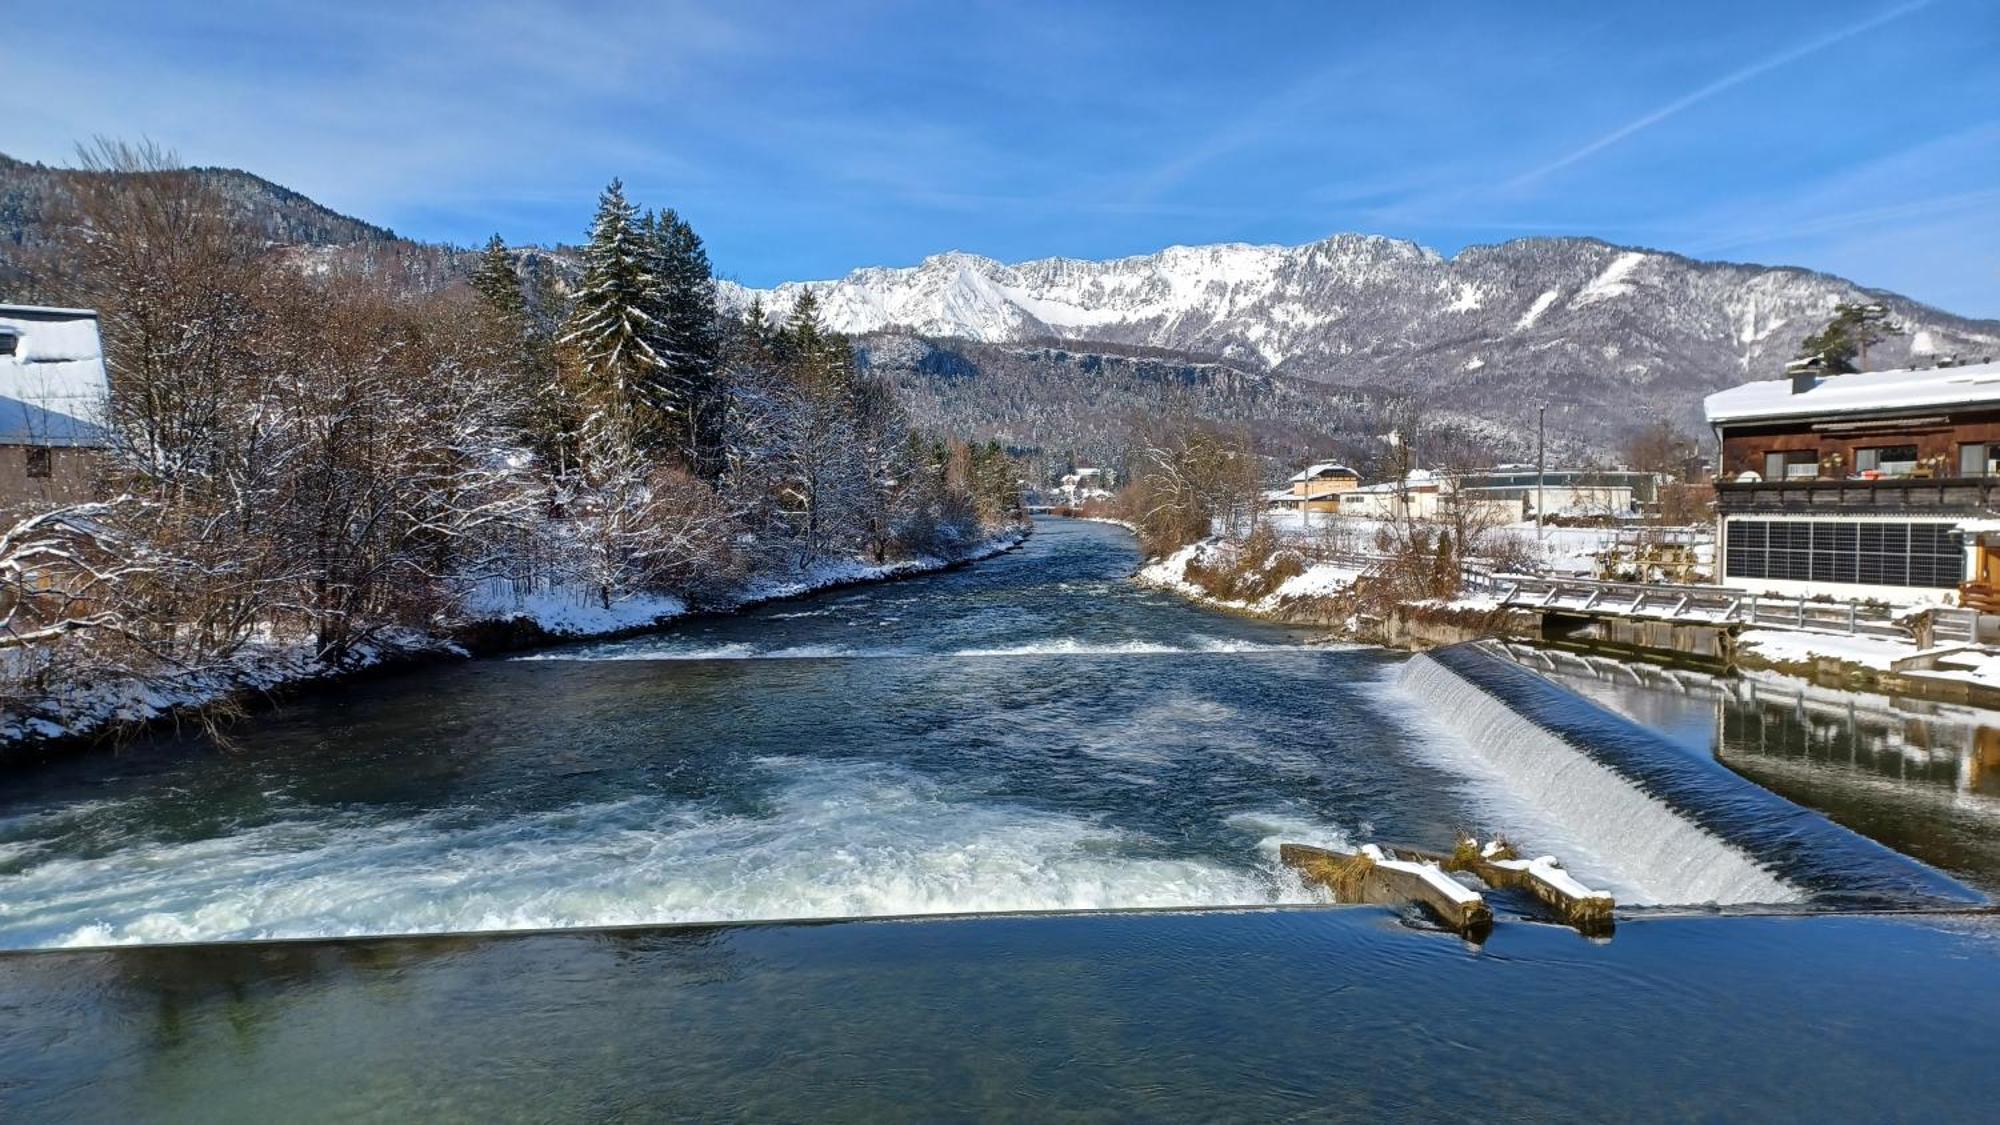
[1705,357,2000,605]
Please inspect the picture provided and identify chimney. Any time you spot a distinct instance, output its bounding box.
[1784,355,1824,395]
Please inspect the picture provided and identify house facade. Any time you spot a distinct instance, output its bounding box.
[1704,358,2000,605]
[1,305,112,517]
[1336,470,1445,521]
[1270,462,1360,513]
[1456,465,1659,519]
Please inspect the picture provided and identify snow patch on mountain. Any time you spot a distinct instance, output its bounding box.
[1514,289,1561,331]
[1571,250,1646,307]
[721,233,2000,436]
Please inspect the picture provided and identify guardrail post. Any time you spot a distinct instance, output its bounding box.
[1847,604,1857,634]
[1797,597,1806,627]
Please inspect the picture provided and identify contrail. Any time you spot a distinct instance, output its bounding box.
[1507,0,1935,189]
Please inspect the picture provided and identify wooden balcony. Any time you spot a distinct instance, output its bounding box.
[1714,475,2000,516]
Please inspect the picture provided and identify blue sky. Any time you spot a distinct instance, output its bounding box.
[8,1,1998,316]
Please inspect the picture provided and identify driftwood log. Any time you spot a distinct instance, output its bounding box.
[1427,840,1616,937]
[1280,842,1493,937]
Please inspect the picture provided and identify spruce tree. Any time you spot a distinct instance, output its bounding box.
[646,209,724,476]
[470,234,527,330]
[559,180,664,429]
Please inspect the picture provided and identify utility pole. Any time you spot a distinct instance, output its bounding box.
[1536,406,1547,544]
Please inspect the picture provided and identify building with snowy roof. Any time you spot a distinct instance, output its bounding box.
[1,306,112,515]
[1703,356,2000,606]
[1266,462,1359,513]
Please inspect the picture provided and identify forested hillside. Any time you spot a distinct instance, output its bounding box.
[2,147,1022,743]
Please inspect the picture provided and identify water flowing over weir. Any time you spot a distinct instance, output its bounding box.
[1,521,1986,951]
[1400,644,1985,909]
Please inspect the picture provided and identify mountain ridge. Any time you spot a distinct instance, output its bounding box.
[8,151,1995,454]
[722,233,2000,439]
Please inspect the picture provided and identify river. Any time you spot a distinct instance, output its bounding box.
[0,519,1533,948]
[8,518,2000,1121]
[0,517,1988,951]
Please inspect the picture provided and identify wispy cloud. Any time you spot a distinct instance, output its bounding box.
[1506,0,1935,190]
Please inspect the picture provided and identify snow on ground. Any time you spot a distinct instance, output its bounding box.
[1135,538,1362,615]
[3,528,1031,750]
[458,586,690,637]
[1264,509,1712,579]
[1738,627,2000,693]
[0,629,459,748]
[1736,629,1914,671]
[1514,289,1560,331]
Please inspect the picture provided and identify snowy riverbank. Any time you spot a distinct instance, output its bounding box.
[1135,538,1364,622]
[1,526,1031,754]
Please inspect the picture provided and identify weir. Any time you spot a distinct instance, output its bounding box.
[1399,643,1985,910]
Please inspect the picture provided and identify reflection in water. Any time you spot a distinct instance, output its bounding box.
[1508,644,2000,895]
[4,910,1999,1122]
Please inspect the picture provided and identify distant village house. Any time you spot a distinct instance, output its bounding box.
[0,305,112,518]
[1265,462,1359,513]
[1053,467,1115,506]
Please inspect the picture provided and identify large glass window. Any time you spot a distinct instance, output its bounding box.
[1961,443,1995,477]
[1725,519,1960,589]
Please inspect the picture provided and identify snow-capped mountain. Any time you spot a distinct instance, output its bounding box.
[724,235,2000,436]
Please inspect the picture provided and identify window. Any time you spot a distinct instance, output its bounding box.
[24,447,53,479]
[1725,519,1960,589]
[1962,443,1995,477]
[1855,445,1919,476]
[1763,450,1818,480]
[0,331,17,356]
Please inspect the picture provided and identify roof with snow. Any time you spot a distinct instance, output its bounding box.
[1704,359,2000,426]
[1349,471,1443,495]
[0,305,111,448]
[1287,462,1358,482]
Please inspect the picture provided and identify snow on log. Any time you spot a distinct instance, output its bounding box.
[1438,838,1616,936]
[1280,842,1492,937]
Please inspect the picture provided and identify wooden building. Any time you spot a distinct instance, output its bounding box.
[1704,357,2000,605]
[1,306,112,518]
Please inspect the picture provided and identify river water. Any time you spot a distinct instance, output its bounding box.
[0,519,1539,949]
[8,518,2000,1120]
[0,518,1985,951]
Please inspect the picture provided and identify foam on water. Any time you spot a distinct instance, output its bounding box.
[0,758,1325,950]
[520,635,1316,662]
[1395,645,1984,909]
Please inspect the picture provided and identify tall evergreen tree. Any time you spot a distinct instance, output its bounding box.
[559,180,664,429]
[637,208,725,476]
[470,234,527,330]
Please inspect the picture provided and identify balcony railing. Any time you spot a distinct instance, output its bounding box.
[1714,475,2000,515]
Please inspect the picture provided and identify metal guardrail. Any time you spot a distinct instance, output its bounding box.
[1482,572,1977,642]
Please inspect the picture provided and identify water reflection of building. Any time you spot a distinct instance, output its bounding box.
[1503,644,2000,892]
